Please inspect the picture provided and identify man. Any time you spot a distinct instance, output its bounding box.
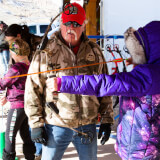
[25,3,113,160]
[0,21,9,77]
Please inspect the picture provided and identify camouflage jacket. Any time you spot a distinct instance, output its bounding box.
[25,31,113,128]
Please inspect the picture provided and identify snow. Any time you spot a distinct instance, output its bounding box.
[0,0,63,25]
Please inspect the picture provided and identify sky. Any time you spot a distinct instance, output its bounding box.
[0,0,63,25]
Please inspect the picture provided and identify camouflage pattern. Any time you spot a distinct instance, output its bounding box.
[25,31,113,128]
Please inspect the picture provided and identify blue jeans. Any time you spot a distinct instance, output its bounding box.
[35,142,42,156]
[42,124,97,160]
[0,50,10,77]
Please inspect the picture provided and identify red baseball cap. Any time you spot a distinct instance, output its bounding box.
[61,2,86,26]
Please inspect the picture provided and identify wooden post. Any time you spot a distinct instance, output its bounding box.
[85,0,97,42]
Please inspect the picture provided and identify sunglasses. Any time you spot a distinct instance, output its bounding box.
[63,21,82,28]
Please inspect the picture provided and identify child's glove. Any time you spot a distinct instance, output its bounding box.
[98,123,111,145]
[31,127,47,145]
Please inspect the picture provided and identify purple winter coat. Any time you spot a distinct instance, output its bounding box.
[60,21,160,159]
[0,62,29,109]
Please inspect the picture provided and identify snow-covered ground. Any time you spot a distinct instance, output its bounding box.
[0,0,63,25]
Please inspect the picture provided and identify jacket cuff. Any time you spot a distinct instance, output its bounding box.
[57,77,61,91]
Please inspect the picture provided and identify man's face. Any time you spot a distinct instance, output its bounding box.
[60,21,85,46]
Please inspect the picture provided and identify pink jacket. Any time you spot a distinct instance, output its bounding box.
[0,62,29,109]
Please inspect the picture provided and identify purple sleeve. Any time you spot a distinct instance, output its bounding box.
[0,66,20,89]
[60,64,160,97]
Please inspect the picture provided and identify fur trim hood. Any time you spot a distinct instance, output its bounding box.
[124,27,146,64]
[124,21,160,64]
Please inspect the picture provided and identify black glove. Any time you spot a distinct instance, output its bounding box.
[31,127,47,145]
[98,123,111,145]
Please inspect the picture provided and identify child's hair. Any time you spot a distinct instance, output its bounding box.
[5,24,32,49]
[9,38,30,56]
[5,24,22,37]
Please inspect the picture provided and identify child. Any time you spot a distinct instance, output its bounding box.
[0,38,35,160]
[47,21,160,159]
[5,24,43,159]
[5,24,43,62]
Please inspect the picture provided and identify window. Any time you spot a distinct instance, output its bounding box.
[28,25,37,34]
[40,25,51,34]
[28,24,52,36]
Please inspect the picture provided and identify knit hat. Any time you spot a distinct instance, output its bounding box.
[9,38,30,56]
[61,2,86,25]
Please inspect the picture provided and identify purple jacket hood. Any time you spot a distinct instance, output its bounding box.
[134,21,160,64]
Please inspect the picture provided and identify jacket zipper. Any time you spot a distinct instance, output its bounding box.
[71,48,82,127]
[66,44,83,127]
[75,53,82,127]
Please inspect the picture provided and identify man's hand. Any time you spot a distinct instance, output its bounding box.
[0,97,7,106]
[46,77,58,92]
[31,127,47,145]
[98,123,111,145]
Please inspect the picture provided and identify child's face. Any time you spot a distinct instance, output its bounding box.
[9,50,17,61]
[5,34,21,42]
[5,36,15,42]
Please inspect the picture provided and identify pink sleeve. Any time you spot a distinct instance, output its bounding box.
[57,77,61,91]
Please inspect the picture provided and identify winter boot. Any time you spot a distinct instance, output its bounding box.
[2,149,16,160]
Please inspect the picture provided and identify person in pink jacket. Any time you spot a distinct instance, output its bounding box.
[0,38,35,160]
